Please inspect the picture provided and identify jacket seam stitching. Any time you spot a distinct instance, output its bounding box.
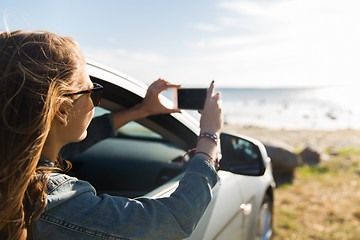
[40,214,130,240]
[46,175,74,194]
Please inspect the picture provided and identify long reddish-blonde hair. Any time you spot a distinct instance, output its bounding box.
[0,30,83,239]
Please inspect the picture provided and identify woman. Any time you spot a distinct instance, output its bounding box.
[0,30,223,240]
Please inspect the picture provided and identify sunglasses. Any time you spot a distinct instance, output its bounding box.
[65,83,103,107]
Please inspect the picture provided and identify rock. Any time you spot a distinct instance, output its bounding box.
[265,145,301,173]
[329,151,338,156]
[265,143,301,186]
[300,147,321,166]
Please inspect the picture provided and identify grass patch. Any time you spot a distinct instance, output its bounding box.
[326,147,360,156]
[354,208,360,221]
[337,148,360,155]
[297,165,330,178]
[274,153,360,239]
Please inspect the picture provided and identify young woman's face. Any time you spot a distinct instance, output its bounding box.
[65,63,95,143]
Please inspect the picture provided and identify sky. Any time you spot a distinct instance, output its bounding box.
[2,0,360,88]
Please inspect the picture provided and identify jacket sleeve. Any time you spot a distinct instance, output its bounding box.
[34,156,219,240]
[60,114,115,159]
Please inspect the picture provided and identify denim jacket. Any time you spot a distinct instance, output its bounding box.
[33,114,219,240]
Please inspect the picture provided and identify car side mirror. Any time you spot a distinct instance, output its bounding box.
[219,132,266,176]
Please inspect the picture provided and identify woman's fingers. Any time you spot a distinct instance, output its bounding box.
[207,80,215,100]
[142,78,182,115]
[214,92,222,105]
[199,81,223,135]
[152,78,180,94]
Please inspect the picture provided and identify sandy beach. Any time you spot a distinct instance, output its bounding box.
[222,124,360,154]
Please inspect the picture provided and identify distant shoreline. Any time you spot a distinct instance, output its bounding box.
[223,123,360,153]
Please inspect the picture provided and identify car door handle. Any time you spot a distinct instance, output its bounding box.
[240,203,252,215]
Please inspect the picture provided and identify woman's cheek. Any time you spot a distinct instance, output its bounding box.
[87,108,94,127]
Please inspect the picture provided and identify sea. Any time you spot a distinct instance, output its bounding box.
[165,86,360,131]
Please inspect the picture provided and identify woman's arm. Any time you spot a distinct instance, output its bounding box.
[35,155,219,240]
[61,79,181,158]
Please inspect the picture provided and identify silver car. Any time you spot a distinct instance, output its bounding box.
[69,59,275,240]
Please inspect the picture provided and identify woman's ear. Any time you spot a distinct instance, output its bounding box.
[55,105,69,126]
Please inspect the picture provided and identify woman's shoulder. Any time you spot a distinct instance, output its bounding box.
[46,173,75,193]
[45,173,96,211]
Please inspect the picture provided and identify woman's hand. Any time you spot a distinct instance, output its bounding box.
[140,78,181,116]
[112,79,180,130]
[194,81,223,169]
[199,81,223,136]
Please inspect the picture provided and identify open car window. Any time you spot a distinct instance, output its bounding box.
[69,107,186,198]
[116,122,163,139]
[94,107,111,117]
[94,107,162,139]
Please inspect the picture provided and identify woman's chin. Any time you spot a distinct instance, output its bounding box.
[78,130,88,142]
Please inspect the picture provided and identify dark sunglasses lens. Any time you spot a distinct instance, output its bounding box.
[90,90,102,107]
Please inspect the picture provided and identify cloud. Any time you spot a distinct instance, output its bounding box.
[218,0,272,17]
[196,34,278,50]
[188,0,360,87]
[194,23,220,33]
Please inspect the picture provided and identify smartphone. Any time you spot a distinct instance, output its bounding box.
[173,88,207,110]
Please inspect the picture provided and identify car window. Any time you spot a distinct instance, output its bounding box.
[70,106,185,198]
[94,107,111,117]
[94,107,162,139]
[116,122,163,139]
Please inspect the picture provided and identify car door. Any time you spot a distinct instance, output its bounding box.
[187,132,268,240]
[143,163,245,240]
[185,170,245,240]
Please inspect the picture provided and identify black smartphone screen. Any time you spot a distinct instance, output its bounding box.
[177,88,207,110]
